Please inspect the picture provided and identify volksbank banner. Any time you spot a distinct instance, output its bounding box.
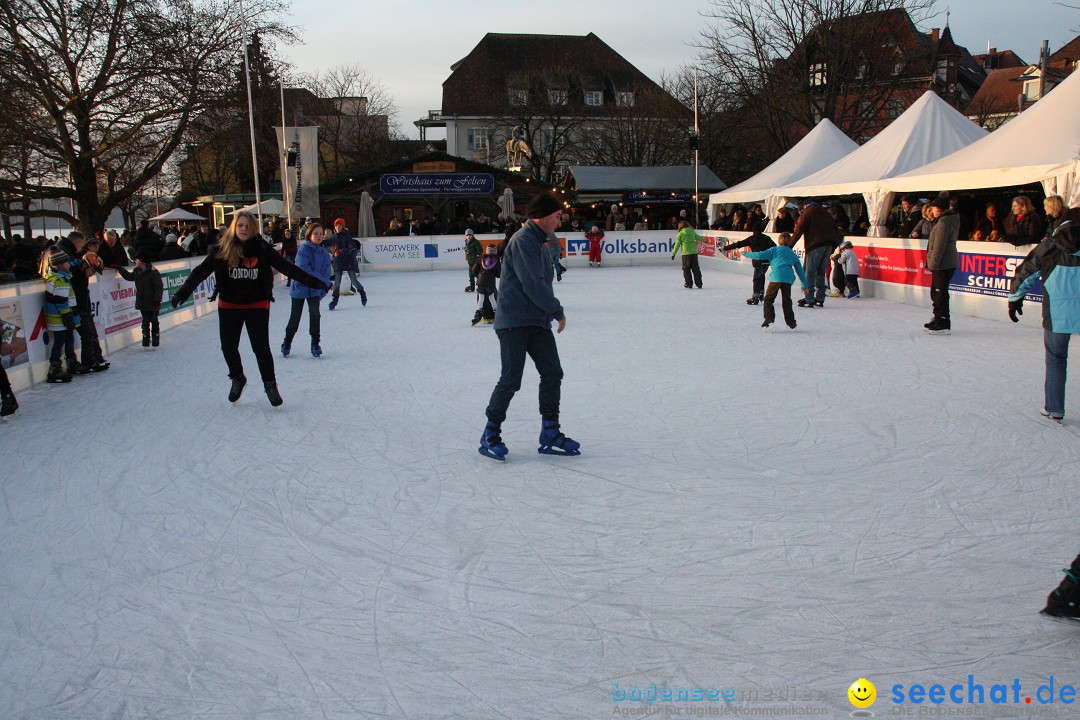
[379,173,495,196]
[362,231,686,267]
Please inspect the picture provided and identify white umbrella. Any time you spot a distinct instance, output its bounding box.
[150,207,205,222]
[498,187,515,220]
[358,191,376,238]
[232,197,285,216]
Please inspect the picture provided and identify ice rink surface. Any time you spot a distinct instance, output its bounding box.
[2,265,1079,719]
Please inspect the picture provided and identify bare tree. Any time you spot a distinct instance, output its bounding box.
[576,82,692,167]
[0,0,290,233]
[695,0,936,171]
[301,63,401,181]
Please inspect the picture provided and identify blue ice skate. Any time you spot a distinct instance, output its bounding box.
[478,421,508,462]
[537,417,580,456]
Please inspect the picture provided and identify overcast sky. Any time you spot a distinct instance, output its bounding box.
[281,0,1079,138]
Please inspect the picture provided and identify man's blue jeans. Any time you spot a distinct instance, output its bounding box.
[1045,329,1071,416]
[803,245,831,303]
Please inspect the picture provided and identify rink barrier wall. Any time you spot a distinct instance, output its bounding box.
[3,232,1041,392]
[1,256,217,393]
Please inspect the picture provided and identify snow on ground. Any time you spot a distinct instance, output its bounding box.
[2,264,1079,719]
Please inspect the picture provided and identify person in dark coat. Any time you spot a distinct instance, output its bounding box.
[721,230,775,304]
[891,196,922,238]
[924,198,960,334]
[159,233,190,261]
[470,244,501,325]
[56,231,109,372]
[793,201,839,307]
[116,252,164,348]
[772,207,795,234]
[1004,196,1045,247]
[99,230,130,268]
[133,220,164,261]
[170,211,330,406]
[327,218,366,309]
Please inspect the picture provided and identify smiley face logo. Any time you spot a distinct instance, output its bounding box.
[848,678,876,709]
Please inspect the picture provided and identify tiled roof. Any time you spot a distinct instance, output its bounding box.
[972,50,1027,70]
[442,33,671,117]
[966,66,1029,116]
[566,166,726,193]
[1049,35,1080,69]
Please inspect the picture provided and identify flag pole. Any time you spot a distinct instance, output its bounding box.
[694,71,700,229]
[237,0,263,237]
[280,79,291,231]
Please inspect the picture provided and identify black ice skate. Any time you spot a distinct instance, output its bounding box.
[1041,569,1080,623]
[228,374,247,403]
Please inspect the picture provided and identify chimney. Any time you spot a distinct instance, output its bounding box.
[931,27,940,51]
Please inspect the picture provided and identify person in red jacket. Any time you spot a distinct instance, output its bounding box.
[586,223,604,267]
[170,211,330,406]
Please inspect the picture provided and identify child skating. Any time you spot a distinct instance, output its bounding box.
[742,232,809,331]
[116,252,165,348]
[471,244,501,325]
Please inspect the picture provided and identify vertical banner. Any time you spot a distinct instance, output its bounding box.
[275,126,321,220]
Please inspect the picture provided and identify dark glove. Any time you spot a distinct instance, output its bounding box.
[171,295,182,309]
[69,258,82,271]
[62,314,76,332]
[1008,298,1023,323]
[322,282,333,292]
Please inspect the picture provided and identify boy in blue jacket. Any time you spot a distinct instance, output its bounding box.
[743,232,809,330]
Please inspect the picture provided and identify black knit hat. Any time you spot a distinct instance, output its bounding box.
[525,192,561,219]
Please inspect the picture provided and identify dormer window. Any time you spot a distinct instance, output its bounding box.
[584,90,603,106]
[509,89,528,106]
[616,91,635,107]
[891,52,904,76]
[548,89,568,106]
[810,62,827,87]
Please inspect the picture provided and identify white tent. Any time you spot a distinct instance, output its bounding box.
[885,69,1080,207]
[707,119,858,225]
[233,198,285,216]
[150,208,205,222]
[771,91,988,236]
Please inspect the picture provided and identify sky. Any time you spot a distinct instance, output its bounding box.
[281,0,1079,138]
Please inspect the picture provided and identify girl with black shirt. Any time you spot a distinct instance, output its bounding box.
[171,211,329,406]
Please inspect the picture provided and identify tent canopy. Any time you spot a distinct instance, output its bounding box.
[774,92,987,199]
[232,198,285,216]
[150,208,205,222]
[708,119,858,207]
[885,70,1080,203]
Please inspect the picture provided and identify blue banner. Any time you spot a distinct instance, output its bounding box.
[952,251,1043,301]
[379,173,495,196]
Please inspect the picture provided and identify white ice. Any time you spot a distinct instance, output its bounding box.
[2,265,1079,719]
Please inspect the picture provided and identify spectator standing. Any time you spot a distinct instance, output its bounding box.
[99,230,130,268]
[280,227,298,287]
[586,223,605,267]
[773,207,795,234]
[56,231,109,372]
[159,233,190,261]
[133,219,164,261]
[891,196,922,238]
[1004,196,1045,247]
[924,198,959,334]
[975,202,1004,241]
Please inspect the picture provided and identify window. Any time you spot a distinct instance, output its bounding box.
[584,90,603,106]
[467,128,491,151]
[885,99,905,119]
[855,60,868,80]
[1023,80,1040,101]
[809,62,827,87]
[508,89,528,106]
[935,59,951,84]
[616,91,635,107]
[548,89,567,106]
[891,53,904,76]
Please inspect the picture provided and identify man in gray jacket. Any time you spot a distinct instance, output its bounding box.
[478,192,580,461]
[924,197,960,334]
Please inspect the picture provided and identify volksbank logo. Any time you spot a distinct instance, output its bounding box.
[606,238,674,254]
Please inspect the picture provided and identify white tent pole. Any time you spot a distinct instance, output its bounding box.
[237,0,263,237]
[694,72,700,229]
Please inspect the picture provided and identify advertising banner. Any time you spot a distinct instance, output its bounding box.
[951,251,1043,301]
[1,297,30,370]
[276,126,321,219]
[855,243,931,287]
[562,231,679,260]
[362,236,469,265]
